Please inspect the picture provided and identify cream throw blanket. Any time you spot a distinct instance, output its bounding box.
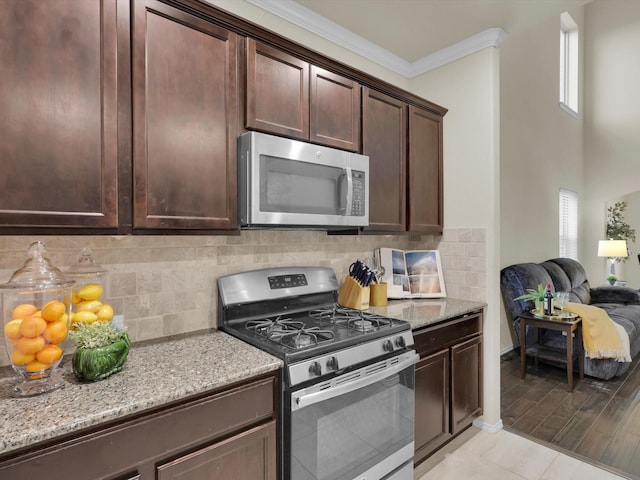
[564,302,631,362]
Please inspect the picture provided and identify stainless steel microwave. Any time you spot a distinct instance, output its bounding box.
[238,132,369,228]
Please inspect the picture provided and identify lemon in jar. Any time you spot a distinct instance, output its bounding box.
[96,303,114,322]
[78,284,103,301]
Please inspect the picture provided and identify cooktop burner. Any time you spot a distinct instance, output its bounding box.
[279,327,335,349]
[247,316,336,349]
[309,306,393,331]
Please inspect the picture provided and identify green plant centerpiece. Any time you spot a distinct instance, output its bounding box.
[607,274,617,286]
[514,283,546,313]
[69,322,130,382]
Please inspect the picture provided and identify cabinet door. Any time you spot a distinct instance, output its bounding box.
[414,348,450,464]
[0,0,125,228]
[310,66,360,151]
[407,105,443,233]
[362,88,407,232]
[157,420,277,480]
[451,336,483,434]
[132,0,238,229]
[246,39,309,140]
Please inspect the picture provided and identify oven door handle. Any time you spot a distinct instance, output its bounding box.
[292,351,418,411]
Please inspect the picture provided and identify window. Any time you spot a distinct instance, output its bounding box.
[560,12,579,115]
[559,188,578,259]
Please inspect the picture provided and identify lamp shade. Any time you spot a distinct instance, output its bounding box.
[597,239,628,258]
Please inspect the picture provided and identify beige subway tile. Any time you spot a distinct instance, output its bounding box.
[137,270,163,295]
[466,243,487,258]
[458,229,472,242]
[109,272,137,297]
[471,228,487,243]
[465,271,480,287]
[442,229,458,242]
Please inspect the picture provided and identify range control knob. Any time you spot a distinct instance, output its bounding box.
[326,356,339,371]
[383,339,394,352]
[308,361,322,377]
[395,336,406,349]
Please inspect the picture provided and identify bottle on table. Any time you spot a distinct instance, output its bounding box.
[543,283,554,316]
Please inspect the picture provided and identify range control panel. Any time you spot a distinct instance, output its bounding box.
[268,274,308,289]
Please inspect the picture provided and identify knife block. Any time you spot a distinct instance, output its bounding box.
[338,276,370,310]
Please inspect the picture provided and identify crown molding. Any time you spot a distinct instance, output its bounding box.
[411,28,508,75]
[246,0,508,78]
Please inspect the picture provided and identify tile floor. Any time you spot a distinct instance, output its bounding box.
[415,427,629,480]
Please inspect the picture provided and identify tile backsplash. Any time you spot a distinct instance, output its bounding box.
[0,228,486,366]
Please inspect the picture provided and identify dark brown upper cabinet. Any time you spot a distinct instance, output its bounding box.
[132,0,238,230]
[0,0,128,229]
[362,88,407,232]
[362,90,444,234]
[246,39,309,140]
[408,105,444,233]
[309,66,361,151]
[246,39,360,152]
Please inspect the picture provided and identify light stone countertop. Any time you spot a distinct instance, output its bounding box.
[0,330,281,457]
[369,297,486,330]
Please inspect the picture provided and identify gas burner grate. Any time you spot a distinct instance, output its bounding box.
[309,306,359,323]
[310,305,394,332]
[246,316,305,340]
[278,326,335,350]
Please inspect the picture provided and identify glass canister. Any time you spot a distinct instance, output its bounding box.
[1,241,75,396]
[64,247,114,327]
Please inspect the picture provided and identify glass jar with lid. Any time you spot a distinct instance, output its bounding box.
[1,241,75,396]
[64,247,114,326]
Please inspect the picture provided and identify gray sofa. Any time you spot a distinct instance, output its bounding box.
[500,257,640,380]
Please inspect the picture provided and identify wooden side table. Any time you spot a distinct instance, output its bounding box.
[519,312,584,392]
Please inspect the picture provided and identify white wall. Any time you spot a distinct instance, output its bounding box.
[499,6,585,349]
[411,48,502,430]
[582,1,640,285]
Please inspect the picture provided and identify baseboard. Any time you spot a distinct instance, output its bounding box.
[501,344,515,355]
[473,417,503,433]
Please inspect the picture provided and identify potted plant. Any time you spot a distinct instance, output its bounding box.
[68,322,130,382]
[514,283,546,313]
[607,274,617,286]
[607,201,636,261]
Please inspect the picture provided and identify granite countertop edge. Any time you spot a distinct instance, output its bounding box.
[369,297,486,330]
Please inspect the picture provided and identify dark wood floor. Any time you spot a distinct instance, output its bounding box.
[501,351,640,479]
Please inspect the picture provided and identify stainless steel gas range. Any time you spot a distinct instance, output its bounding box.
[217,267,418,480]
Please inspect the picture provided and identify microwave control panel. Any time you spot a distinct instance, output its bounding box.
[351,170,366,217]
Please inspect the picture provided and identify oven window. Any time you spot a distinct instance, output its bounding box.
[290,364,415,480]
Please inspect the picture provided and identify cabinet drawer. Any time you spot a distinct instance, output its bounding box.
[158,420,276,480]
[414,313,482,356]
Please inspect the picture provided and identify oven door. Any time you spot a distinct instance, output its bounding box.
[287,350,418,480]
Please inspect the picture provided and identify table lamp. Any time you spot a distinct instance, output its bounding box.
[597,239,628,279]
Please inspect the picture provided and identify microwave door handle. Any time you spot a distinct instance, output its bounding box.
[291,351,418,411]
[338,168,353,216]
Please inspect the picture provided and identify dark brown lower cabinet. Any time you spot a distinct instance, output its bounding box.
[414,348,449,459]
[413,311,483,466]
[0,374,277,480]
[157,421,276,480]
